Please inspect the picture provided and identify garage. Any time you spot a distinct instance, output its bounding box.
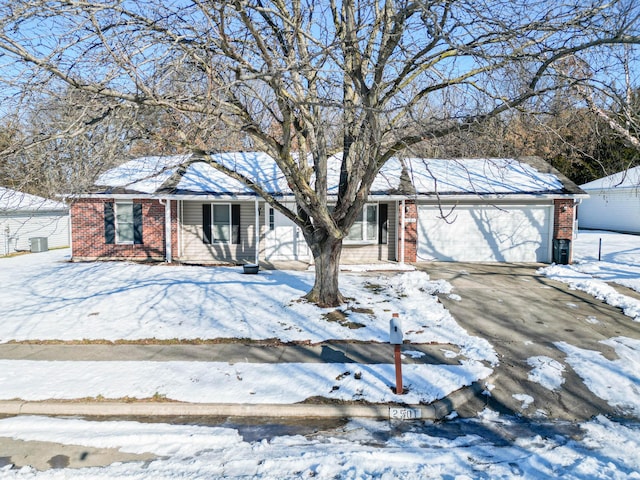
[417,204,553,262]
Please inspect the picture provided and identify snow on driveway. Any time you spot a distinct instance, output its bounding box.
[538,230,640,417]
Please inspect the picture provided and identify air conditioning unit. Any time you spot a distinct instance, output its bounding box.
[30,237,49,253]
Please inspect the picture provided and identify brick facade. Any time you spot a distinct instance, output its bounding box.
[399,200,418,263]
[553,199,575,240]
[552,198,576,264]
[74,197,577,264]
[71,198,172,261]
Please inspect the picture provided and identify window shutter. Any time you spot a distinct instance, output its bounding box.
[378,203,388,245]
[202,204,212,244]
[104,202,115,244]
[232,204,241,244]
[133,202,144,245]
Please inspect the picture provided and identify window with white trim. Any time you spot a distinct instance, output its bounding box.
[212,204,231,243]
[203,204,241,245]
[345,204,378,243]
[115,202,134,244]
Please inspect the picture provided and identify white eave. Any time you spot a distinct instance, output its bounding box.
[68,191,586,202]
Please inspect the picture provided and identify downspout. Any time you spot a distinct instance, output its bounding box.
[574,198,582,240]
[400,199,406,265]
[67,209,73,259]
[159,199,172,263]
[254,198,260,264]
[178,200,183,259]
[3,224,9,256]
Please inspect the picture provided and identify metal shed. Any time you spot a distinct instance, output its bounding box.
[0,188,70,256]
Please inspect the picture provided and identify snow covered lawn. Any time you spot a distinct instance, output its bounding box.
[0,250,495,405]
[0,360,491,405]
[541,230,640,321]
[0,250,489,351]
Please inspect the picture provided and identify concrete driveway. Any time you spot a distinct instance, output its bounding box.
[417,262,640,421]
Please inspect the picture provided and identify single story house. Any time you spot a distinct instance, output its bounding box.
[578,166,640,234]
[1,187,70,255]
[70,153,585,265]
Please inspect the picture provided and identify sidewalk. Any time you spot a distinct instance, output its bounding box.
[0,342,456,364]
[0,342,469,420]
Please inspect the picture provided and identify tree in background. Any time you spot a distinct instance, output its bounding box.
[0,87,247,198]
[0,0,639,306]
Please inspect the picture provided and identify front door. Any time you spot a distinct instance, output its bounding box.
[264,205,310,261]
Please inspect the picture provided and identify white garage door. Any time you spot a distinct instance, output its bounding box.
[417,205,552,262]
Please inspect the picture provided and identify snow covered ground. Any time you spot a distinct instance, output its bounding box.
[541,230,640,321]
[0,414,639,479]
[0,360,491,405]
[0,250,487,348]
[0,230,640,478]
[0,250,495,405]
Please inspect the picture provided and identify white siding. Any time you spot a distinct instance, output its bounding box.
[340,203,396,263]
[179,200,397,264]
[179,201,257,263]
[0,212,69,255]
[578,188,640,233]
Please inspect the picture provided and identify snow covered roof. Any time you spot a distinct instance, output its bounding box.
[375,156,569,195]
[91,152,581,197]
[96,154,194,194]
[0,187,68,212]
[580,166,640,191]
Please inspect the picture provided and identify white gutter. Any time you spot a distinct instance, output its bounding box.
[68,192,588,202]
[68,211,73,258]
[159,199,172,263]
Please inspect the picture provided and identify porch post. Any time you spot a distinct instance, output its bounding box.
[164,199,172,263]
[254,198,260,264]
[400,199,406,265]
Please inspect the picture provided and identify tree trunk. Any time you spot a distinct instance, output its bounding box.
[304,234,345,308]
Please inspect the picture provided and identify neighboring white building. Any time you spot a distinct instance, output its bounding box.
[0,187,70,256]
[578,166,640,234]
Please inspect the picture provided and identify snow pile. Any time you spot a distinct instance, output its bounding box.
[542,264,640,321]
[512,393,535,409]
[540,230,640,322]
[557,337,640,417]
[0,416,241,457]
[527,356,565,391]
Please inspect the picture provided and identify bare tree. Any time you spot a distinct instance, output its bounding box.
[0,85,244,198]
[0,0,638,306]
[0,90,134,197]
[569,46,640,158]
